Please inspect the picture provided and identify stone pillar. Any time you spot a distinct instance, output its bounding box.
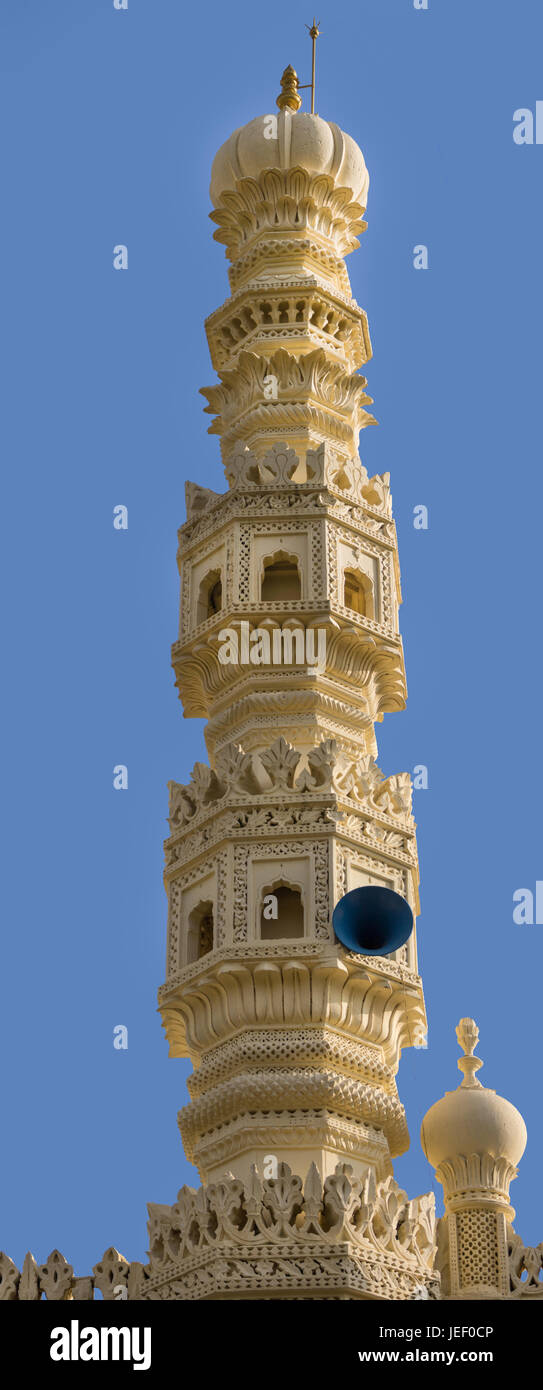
[421,1019,527,1300]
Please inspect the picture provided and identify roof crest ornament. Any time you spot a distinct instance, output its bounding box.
[455,1017,484,1089]
[276,18,321,114]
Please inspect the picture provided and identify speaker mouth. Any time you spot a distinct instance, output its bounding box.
[332,885,413,957]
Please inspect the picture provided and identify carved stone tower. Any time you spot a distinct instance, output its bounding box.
[158,71,428,1208]
[3,63,542,1312]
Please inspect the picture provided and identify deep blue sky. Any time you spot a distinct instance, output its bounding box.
[1,0,542,1273]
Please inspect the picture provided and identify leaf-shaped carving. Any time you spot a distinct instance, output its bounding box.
[168,780,196,830]
[185,480,222,522]
[373,771,412,817]
[322,1164,364,1237]
[302,738,339,791]
[0,1252,19,1301]
[93,1247,130,1301]
[206,1179,246,1241]
[202,347,375,443]
[189,762,224,806]
[300,1162,323,1235]
[260,442,299,484]
[18,1251,40,1301]
[259,737,301,790]
[39,1249,73,1301]
[370,1177,410,1254]
[262,1163,304,1238]
[214,743,261,794]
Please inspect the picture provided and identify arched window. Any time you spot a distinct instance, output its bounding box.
[197,569,222,623]
[187,900,214,963]
[343,568,369,617]
[260,884,304,940]
[261,552,301,602]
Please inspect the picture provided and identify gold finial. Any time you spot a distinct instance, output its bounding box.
[276,65,302,112]
[277,23,321,117]
[456,1017,483,1089]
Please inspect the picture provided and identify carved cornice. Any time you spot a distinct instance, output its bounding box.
[191,1110,393,1184]
[219,440,391,509]
[135,1162,438,1301]
[167,736,414,839]
[4,1210,541,1302]
[180,444,392,544]
[0,1247,140,1303]
[205,280,371,375]
[188,1027,393,1097]
[172,621,406,723]
[178,1069,409,1163]
[158,949,426,1066]
[209,168,368,262]
[205,689,380,762]
[201,348,376,459]
[227,236,353,298]
[436,1153,520,1217]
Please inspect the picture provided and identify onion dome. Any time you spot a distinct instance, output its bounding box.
[421,1019,527,1174]
[210,65,369,211]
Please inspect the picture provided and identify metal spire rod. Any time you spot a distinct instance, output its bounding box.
[308,17,320,114]
[299,17,321,114]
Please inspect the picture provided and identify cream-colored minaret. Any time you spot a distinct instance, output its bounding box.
[158,67,427,1191]
[3,68,543,1313]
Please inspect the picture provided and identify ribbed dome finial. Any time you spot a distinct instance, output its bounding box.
[421,1016,527,1179]
[276,65,302,112]
[456,1017,483,1089]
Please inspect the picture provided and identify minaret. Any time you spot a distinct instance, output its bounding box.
[160,65,427,1181]
[3,57,543,1314]
[153,65,435,1299]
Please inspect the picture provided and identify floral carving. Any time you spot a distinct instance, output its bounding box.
[259,736,301,790]
[0,1253,19,1301]
[508,1233,543,1298]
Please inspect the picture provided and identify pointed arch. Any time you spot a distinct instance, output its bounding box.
[187,900,214,963]
[197,568,223,623]
[260,880,304,940]
[343,567,372,618]
[261,551,302,602]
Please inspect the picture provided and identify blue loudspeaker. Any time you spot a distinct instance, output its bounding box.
[332,885,413,956]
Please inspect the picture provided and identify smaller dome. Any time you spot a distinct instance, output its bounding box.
[421,1019,527,1172]
[210,110,369,210]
